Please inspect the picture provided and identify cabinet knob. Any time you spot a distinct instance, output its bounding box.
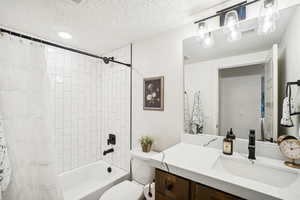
[165,182,173,191]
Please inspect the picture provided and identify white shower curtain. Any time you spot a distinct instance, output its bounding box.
[0,34,63,200]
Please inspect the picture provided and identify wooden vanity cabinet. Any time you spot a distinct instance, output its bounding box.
[155,169,244,200]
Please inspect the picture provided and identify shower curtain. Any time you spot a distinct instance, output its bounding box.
[0,34,63,200]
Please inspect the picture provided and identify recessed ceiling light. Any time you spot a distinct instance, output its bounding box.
[58,32,72,39]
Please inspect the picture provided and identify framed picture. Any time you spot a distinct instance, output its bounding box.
[143,76,164,111]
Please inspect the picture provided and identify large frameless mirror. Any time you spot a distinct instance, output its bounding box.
[183,3,300,142]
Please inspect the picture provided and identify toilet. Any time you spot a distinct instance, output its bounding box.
[99,150,157,200]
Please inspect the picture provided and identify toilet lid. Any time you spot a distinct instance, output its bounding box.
[99,181,143,200]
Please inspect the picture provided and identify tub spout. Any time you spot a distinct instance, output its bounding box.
[103,148,114,156]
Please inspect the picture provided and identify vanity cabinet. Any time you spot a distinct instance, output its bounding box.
[155,169,244,200]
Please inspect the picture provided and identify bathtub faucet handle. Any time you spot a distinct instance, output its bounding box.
[107,134,116,145]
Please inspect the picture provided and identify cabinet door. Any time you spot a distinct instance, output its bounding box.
[155,169,189,200]
[192,182,243,200]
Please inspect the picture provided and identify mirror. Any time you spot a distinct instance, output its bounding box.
[183,5,300,142]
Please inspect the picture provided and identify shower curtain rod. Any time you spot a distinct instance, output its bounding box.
[0,27,132,67]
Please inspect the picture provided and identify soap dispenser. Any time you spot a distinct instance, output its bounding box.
[223,131,233,155]
[228,128,236,153]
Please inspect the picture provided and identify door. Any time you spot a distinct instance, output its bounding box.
[264,44,278,141]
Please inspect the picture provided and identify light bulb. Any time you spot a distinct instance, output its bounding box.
[202,32,214,48]
[224,11,240,33]
[223,10,242,42]
[258,0,279,35]
[197,21,207,41]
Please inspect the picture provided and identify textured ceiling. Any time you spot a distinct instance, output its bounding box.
[0,0,228,54]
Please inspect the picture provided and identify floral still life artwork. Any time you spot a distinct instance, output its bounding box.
[143,76,164,111]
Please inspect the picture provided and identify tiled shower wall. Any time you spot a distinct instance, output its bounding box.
[100,47,131,172]
[46,46,131,173]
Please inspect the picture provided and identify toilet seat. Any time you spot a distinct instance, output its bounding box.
[99,180,144,200]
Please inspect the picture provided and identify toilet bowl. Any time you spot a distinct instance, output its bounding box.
[99,180,144,200]
[99,150,157,200]
[99,180,155,200]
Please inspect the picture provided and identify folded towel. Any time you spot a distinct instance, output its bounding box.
[280,97,294,127]
[280,84,297,127]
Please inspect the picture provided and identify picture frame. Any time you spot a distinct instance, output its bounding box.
[143,76,164,111]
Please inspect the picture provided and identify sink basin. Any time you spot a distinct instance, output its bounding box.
[212,155,299,188]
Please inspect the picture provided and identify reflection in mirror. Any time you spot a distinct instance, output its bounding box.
[183,5,300,142]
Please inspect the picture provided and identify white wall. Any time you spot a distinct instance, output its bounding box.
[132,24,195,151]
[279,6,300,138]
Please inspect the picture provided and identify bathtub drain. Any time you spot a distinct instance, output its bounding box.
[107,167,112,173]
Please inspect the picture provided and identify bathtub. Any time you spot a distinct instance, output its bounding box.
[59,161,129,200]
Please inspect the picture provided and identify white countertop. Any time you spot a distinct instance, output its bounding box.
[147,143,300,200]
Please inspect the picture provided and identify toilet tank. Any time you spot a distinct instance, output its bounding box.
[130,150,158,185]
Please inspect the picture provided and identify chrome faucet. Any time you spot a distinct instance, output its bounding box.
[248,130,256,160]
[203,137,218,147]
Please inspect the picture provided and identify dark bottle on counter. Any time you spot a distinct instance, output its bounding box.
[223,131,233,155]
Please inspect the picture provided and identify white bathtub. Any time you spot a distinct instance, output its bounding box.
[59,161,129,200]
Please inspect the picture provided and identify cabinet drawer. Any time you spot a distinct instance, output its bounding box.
[156,193,171,200]
[155,169,189,200]
[192,183,243,200]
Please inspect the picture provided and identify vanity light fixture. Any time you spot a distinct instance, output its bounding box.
[202,32,215,48]
[193,0,282,46]
[223,10,242,42]
[197,21,208,41]
[258,0,279,34]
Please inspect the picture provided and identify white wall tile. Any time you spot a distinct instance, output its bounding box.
[100,46,131,171]
[47,45,131,173]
